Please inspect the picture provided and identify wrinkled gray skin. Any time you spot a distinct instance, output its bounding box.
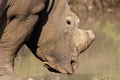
[0,0,95,80]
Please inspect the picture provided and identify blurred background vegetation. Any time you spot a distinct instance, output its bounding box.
[14,0,120,80]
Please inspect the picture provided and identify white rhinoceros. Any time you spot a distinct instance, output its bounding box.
[0,0,95,80]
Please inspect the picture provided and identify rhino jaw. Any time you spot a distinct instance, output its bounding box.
[36,48,80,74]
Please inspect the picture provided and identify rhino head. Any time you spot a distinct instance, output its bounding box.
[27,0,95,74]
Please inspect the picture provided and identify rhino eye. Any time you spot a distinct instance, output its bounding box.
[66,16,72,27]
[64,16,73,33]
[66,20,71,25]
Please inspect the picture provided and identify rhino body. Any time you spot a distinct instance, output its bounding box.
[0,0,95,80]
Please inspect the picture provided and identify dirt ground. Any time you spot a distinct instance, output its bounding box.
[15,0,120,80]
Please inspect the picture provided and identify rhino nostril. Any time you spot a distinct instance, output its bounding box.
[71,60,75,65]
[70,59,78,72]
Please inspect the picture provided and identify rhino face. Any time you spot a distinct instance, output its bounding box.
[36,0,95,74]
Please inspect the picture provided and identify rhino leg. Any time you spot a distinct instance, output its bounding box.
[0,14,39,79]
[0,0,45,79]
